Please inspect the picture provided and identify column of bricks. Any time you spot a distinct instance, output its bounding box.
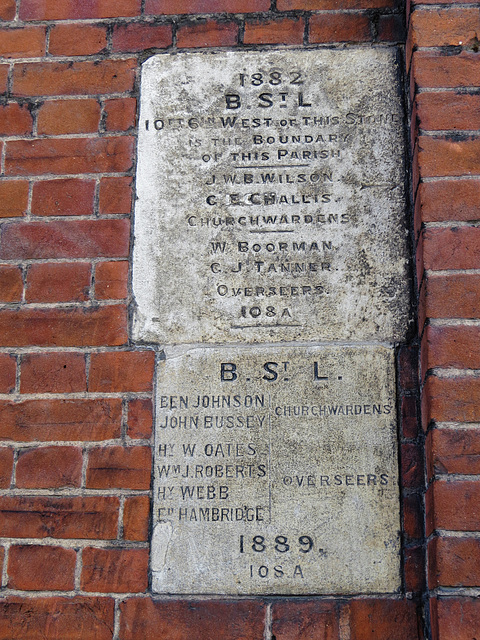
[408,1,480,638]
[0,0,427,638]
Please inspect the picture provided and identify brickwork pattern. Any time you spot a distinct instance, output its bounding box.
[0,0,470,637]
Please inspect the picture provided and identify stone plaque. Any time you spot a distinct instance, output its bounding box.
[151,345,400,595]
[133,49,409,345]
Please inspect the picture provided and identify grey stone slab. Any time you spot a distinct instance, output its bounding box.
[133,48,410,345]
[151,345,401,595]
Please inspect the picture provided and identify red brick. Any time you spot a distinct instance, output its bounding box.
[413,51,480,89]
[349,599,421,640]
[411,7,480,48]
[399,345,418,390]
[21,352,86,393]
[123,495,150,541]
[0,26,45,58]
[0,219,130,259]
[405,545,426,594]
[16,446,83,488]
[0,181,29,218]
[89,351,154,392]
[428,427,480,476]
[0,0,16,20]
[20,0,141,19]
[8,545,76,590]
[95,261,128,300]
[32,179,95,217]
[0,305,127,347]
[309,13,371,43]
[403,493,423,540]
[0,65,7,94]
[99,176,132,214]
[418,136,480,178]
[0,64,8,93]
[145,0,269,13]
[278,0,393,7]
[401,443,424,489]
[112,22,172,52]
[49,23,108,56]
[401,396,419,440]
[104,98,137,132]
[433,598,480,640]
[119,599,266,639]
[244,17,304,45]
[423,325,480,371]
[0,496,119,539]
[0,596,114,640]
[81,547,148,593]
[0,354,15,394]
[377,14,405,41]
[417,92,480,132]
[37,99,101,135]
[271,601,339,640]
[429,479,480,533]
[127,398,153,439]
[86,446,151,489]
[177,20,238,48]
[423,376,480,425]
[26,262,91,303]
[423,227,480,271]
[0,448,13,488]
[13,59,136,97]
[430,536,480,587]
[0,398,121,441]
[0,103,33,136]
[0,265,22,302]
[5,136,133,176]
[418,180,480,224]
[423,273,480,319]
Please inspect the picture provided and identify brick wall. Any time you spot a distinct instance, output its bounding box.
[408,0,480,638]
[0,0,474,638]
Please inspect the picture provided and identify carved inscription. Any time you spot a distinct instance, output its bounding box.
[151,346,401,595]
[133,49,410,344]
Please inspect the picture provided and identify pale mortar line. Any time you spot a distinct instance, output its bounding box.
[424,222,480,229]
[263,602,272,640]
[420,129,480,136]
[0,171,133,180]
[118,495,125,540]
[0,135,6,174]
[0,214,130,224]
[0,537,149,549]
[430,368,480,378]
[81,447,88,489]
[0,488,151,497]
[0,53,144,64]
[431,473,480,482]
[0,587,150,598]
[74,547,82,591]
[0,345,160,354]
[417,87,480,94]
[425,268,480,276]
[421,175,480,182]
[1,131,135,141]
[434,530,480,539]
[432,587,480,598]
[0,391,152,400]
[430,318,480,327]
[112,598,121,640]
[0,300,127,310]
[434,422,480,430]
[339,605,351,640]
[1,542,10,588]
[10,449,18,489]
[0,439,151,449]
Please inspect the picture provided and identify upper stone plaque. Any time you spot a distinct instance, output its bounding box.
[133,49,409,345]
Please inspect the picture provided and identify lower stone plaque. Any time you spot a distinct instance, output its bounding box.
[152,345,400,595]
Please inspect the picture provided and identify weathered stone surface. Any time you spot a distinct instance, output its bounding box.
[133,49,409,345]
[152,345,400,595]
